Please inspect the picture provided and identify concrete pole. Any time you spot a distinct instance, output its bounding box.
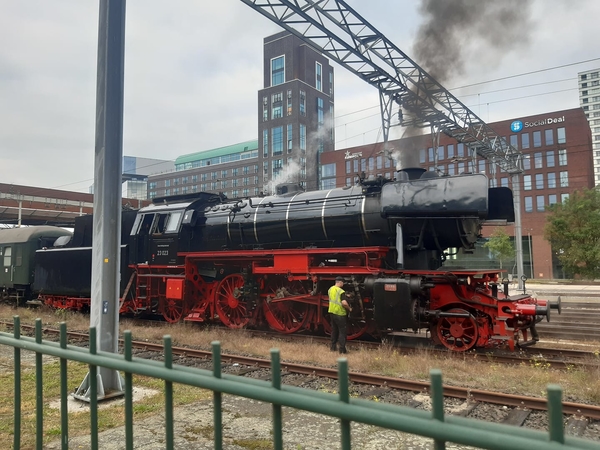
[74,0,126,402]
[512,174,525,291]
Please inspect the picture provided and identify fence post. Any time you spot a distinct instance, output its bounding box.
[338,358,351,450]
[271,349,283,450]
[431,369,446,450]
[13,316,21,450]
[212,341,223,450]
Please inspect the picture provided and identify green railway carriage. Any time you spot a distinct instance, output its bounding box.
[0,226,72,302]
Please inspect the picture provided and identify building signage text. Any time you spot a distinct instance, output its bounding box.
[344,151,363,160]
[510,116,565,133]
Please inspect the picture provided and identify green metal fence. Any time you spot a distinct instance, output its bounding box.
[1,315,599,450]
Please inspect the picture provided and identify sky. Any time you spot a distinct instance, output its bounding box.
[1,0,600,193]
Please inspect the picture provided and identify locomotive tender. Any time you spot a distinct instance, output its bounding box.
[34,168,558,351]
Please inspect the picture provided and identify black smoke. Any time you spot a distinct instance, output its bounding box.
[412,0,534,83]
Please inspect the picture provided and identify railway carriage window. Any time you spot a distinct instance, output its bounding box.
[3,246,11,266]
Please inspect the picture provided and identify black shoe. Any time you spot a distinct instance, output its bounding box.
[330,346,337,352]
[339,348,348,354]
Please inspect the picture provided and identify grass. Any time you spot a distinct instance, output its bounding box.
[1,304,600,446]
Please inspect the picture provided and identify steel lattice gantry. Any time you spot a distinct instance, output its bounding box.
[239,0,524,174]
[240,0,527,288]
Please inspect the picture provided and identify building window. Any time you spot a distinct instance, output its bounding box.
[559,171,569,187]
[149,182,157,189]
[437,146,444,160]
[221,170,227,179]
[271,55,285,86]
[521,133,530,149]
[165,189,170,196]
[242,166,248,175]
[533,131,542,147]
[535,173,544,190]
[534,152,543,169]
[548,194,557,205]
[201,183,206,191]
[561,193,569,203]
[273,159,283,178]
[263,96,268,122]
[376,155,383,170]
[545,129,554,146]
[523,175,532,190]
[300,124,306,152]
[233,168,238,177]
[321,163,336,178]
[317,98,324,125]
[510,135,518,149]
[263,161,269,175]
[558,149,567,166]
[447,144,454,159]
[346,160,351,174]
[418,149,426,163]
[243,177,249,186]
[272,92,283,119]
[299,90,306,116]
[547,172,556,189]
[316,62,322,91]
[254,176,259,185]
[287,90,292,116]
[220,181,227,189]
[211,171,217,180]
[536,195,545,212]
[232,179,238,187]
[263,129,269,157]
[287,124,293,153]
[478,160,485,174]
[500,177,508,187]
[522,154,530,170]
[447,163,455,175]
[165,180,171,187]
[272,126,283,156]
[243,188,249,197]
[202,173,207,182]
[211,182,217,190]
[546,150,555,168]
[557,127,566,144]
[524,196,533,213]
[457,143,465,157]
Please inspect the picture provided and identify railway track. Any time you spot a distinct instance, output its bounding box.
[2,320,600,439]
[536,301,600,341]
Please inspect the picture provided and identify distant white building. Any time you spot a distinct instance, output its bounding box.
[578,69,600,184]
[122,156,174,200]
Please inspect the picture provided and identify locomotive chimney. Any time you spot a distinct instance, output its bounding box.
[397,168,426,180]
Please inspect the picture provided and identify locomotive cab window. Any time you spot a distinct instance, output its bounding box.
[3,246,11,267]
[164,211,183,233]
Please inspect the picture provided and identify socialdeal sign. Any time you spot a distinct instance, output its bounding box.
[510,115,565,133]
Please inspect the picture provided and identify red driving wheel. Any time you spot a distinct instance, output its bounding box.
[215,274,249,329]
[263,280,309,333]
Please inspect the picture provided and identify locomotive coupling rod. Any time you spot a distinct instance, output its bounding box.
[430,311,471,318]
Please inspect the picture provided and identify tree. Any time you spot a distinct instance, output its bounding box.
[544,187,600,280]
[483,227,514,270]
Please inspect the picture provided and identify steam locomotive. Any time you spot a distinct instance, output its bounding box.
[32,167,558,351]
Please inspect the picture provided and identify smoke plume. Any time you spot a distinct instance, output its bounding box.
[412,0,534,83]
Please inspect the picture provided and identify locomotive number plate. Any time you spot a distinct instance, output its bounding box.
[384,284,397,291]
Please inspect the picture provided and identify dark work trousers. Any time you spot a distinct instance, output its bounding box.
[330,313,348,353]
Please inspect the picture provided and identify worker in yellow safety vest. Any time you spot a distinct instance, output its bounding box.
[328,276,352,354]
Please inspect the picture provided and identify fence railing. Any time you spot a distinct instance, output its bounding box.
[1,315,598,450]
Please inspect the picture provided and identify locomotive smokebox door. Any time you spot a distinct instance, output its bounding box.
[373,278,415,330]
